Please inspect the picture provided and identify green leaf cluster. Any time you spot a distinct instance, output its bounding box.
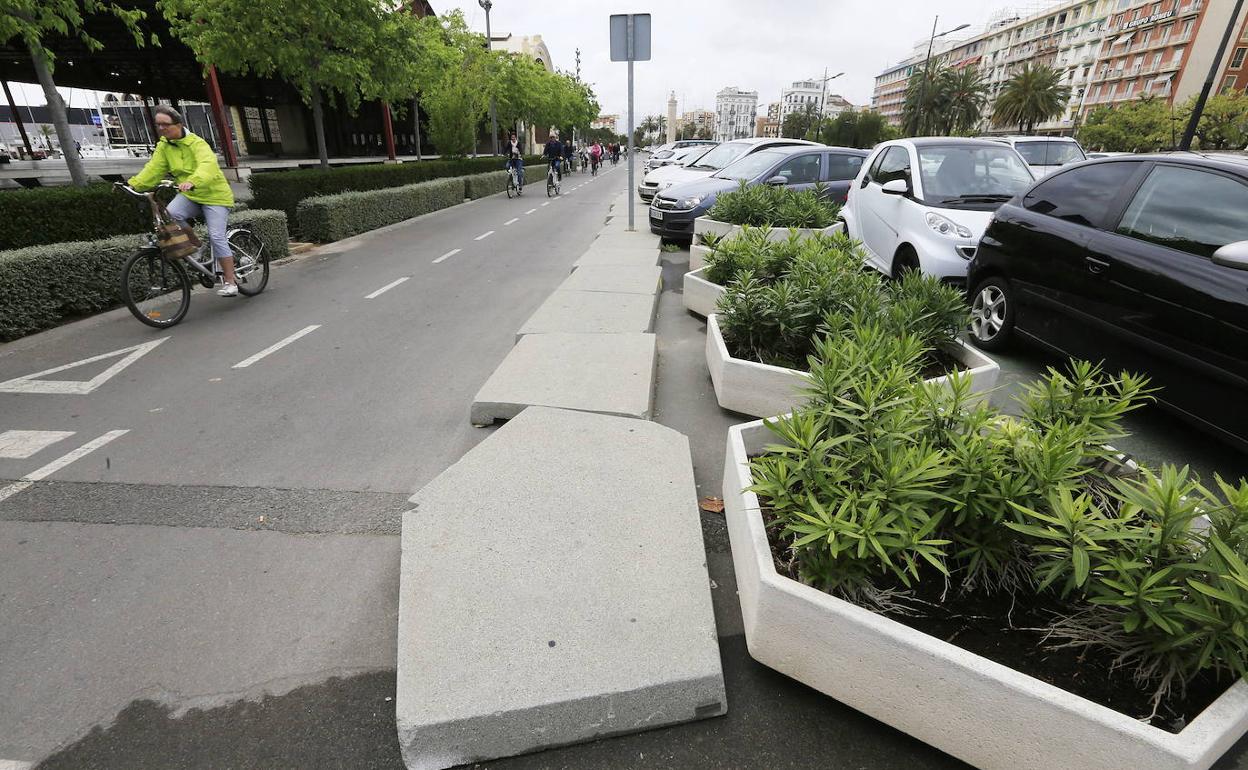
[706,182,841,229]
[901,62,991,137]
[990,62,1071,134]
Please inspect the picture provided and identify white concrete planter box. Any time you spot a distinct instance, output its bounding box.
[693,217,844,244]
[682,267,725,318]
[705,313,1000,418]
[723,417,1248,770]
[690,243,712,271]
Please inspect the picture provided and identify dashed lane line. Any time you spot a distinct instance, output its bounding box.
[433,248,462,264]
[541,202,550,207]
[504,217,519,225]
[364,277,410,299]
[232,325,321,369]
[525,208,537,215]
[474,230,495,241]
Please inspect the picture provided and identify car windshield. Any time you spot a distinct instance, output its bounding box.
[713,150,787,181]
[687,142,752,171]
[1013,140,1086,167]
[653,150,675,160]
[917,145,1034,205]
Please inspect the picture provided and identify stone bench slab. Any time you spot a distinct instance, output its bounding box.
[560,265,662,295]
[516,290,657,339]
[397,406,726,769]
[471,333,657,425]
[573,246,661,269]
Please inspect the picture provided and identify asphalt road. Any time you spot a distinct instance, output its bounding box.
[0,163,629,766]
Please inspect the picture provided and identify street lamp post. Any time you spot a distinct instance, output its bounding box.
[917,18,970,136]
[815,70,844,144]
[479,0,500,156]
[1179,0,1246,151]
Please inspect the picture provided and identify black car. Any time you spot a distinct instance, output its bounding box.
[649,145,867,241]
[967,153,1248,450]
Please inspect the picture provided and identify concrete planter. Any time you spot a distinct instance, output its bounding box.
[690,243,712,271]
[683,267,726,318]
[723,417,1248,770]
[705,314,1000,418]
[693,217,844,244]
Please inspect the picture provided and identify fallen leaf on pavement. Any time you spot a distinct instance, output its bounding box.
[699,497,724,513]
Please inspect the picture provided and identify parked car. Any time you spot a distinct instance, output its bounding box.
[1086,151,1133,159]
[650,145,868,240]
[638,137,818,202]
[989,135,1087,177]
[967,153,1248,450]
[644,143,715,174]
[842,137,1035,285]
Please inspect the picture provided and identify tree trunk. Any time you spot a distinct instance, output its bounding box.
[28,44,87,186]
[311,88,329,170]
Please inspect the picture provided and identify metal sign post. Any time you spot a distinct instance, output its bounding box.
[610,13,651,231]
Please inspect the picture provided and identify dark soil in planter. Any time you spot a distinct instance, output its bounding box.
[728,338,965,381]
[760,510,1235,733]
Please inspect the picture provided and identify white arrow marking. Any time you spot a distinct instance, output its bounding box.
[0,429,129,504]
[0,339,168,395]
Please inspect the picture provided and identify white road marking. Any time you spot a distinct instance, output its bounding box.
[0,429,130,503]
[504,217,519,225]
[541,202,550,207]
[364,277,410,299]
[433,248,462,264]
[474,230,495,241]
[0,338,168,395]
[525,208,537,215]
[0,758,34,770]
[232,325,321,369]
[0,430,75,459]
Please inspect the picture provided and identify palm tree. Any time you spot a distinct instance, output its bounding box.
[901,61,949,136]
[992,62,1071,134]
[937,67,989,135]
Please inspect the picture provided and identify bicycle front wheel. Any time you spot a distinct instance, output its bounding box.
[230,228,269,296]
[547,176,555,197]
[121,249,191,328]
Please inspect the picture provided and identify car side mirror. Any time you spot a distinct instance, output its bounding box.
[766,175,788,186]
[1212,241,1248,271]
[881,179,909,196]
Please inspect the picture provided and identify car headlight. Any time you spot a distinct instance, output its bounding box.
[925,212,973,239]
[677,194,706,209]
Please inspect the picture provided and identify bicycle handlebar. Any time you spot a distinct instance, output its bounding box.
[113,180,177,198]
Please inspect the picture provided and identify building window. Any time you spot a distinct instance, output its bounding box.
[1233,47,1248,69]
[1173,46,1185,63]
[1222,75,1238,93]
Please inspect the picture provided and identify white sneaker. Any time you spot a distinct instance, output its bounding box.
[217,283,239,297]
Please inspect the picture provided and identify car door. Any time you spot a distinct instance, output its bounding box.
[858,145,912,273]
[821,152,866,205]
[770,151,824,195]
[1088,162,1248,444]
[1003,161,1145,359]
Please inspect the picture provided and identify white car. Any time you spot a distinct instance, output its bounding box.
[637,137,818,202]
[989,135,1086,177]
[644,143,713,174]
[842,137,1035,283]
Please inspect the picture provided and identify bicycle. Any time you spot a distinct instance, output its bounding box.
[114,181,269,328]
[546,161,561,197]
[506,162,523,198]
[590,155,600,177]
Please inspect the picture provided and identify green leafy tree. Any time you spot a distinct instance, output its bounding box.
[902,63,988,136]
[782,103,819,139]
[1078,96,1171,152]
[992,62,1071,134]
[163,0,408,169]
[901,61,947,136]
[825,109,899,148]
[1,0,147,185]
[1182,90,1248,150]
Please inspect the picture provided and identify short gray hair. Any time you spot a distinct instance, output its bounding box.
[153,105,183,124]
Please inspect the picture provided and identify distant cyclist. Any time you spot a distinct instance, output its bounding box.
[128,105,239,297]
[543,131,564,181]
[506,130,525,189]
[590,141,602,174]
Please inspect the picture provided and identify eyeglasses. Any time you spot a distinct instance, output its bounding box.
[154,121,175,128]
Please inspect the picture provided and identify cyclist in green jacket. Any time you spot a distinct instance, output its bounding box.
[128,106,240,296]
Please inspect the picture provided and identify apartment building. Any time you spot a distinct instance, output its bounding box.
[871,36,968,126]
[681,109,715,137]
[714,86,758,142]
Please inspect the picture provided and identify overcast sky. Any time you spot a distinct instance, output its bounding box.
[9,0,1036,117]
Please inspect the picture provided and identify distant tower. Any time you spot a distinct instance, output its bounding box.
[666,91,677,144]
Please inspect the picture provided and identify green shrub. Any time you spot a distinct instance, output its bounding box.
[704,228,863,286]
[296,177,466,243]
[250,156,541,226]
[0,183,176,250]
[0,208,289,341]
[460,171,509,199]
[706,181,840,229]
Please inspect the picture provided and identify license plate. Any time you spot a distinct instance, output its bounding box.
[651,210,663,221]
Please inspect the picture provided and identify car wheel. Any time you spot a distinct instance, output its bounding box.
[891,245,920,279]
[969,276,1015,352]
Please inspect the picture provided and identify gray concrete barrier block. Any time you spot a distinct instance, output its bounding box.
[559,265,662,295]
[516,290,657,340]
[397,406,726,769]
[470,333,657,425]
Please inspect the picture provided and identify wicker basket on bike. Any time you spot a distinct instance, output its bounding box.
[150,195,201,262]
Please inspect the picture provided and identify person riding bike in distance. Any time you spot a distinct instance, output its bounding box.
[543,130,563,181]
[590,140,602,173]
[128,105,239,296]
[506,130,525,189]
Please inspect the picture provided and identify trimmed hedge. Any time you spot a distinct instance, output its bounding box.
[251,155,542,226]
[0,184,175,250]
[0,208,289,342]
[296,177,466,243]
[461,171,509,199]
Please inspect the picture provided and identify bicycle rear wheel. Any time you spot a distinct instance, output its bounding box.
[547,175,555,197]
[121,249,191,328]
[507,175,516,198]
[230,228,269,296]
